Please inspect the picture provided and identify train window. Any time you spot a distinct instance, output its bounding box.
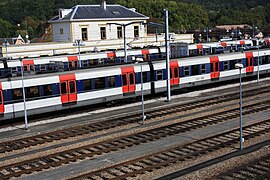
[143,72,148,83]
[40,64,46,71]
[83,79,92,91]
[43,84,53,96]
[98,59,104,65]
[12,89,23,100]
[229,60,237,69]
[24,66,28,72]
[108,76,116,88]
[26,86,40,98]
[94,77,106,89]
[191,65,199,75]
[215,62,219,71]
[156,70,163,80]
[174,68,179,78]
[108,58,116,64]
[68,61,72,68]
[224,61,229,71]
[74,61,78,67]
[11,67,17,73]
[189,49,195,56]
[210,63,214,72]
[261,56,270,65]
[246,57,254,66]
[69,81,76,93]
[82,60,88,67]
[122,74,127,86]
[129,74,135,85]
[205,48,210,55]
[184,66,190,76]
[61,82,67,94]
[201,64,206,74]
[30,65,35,71]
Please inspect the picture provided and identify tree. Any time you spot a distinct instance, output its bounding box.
[0,18,15,38]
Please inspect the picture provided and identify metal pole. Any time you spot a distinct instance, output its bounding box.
[78,41,81,68]
[4,39,8,59]
[252,23,254,38]
[124,25,127,62]
[206,27,209,42]
[164,8,171,102]
[20,58,28,130]
[140,63,145,124]
[155,28,158,42]
[257,47,260,83]
[239,68,243,150]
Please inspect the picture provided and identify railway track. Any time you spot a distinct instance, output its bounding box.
[67,119,270,179]
[0,100,270,179]
[1,86,270,154]
[213,154,270,179]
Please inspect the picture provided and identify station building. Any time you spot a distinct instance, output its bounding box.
[48,1,149,42]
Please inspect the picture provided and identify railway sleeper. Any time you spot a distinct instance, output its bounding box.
[246,166,266,175]
[238,170,257,178]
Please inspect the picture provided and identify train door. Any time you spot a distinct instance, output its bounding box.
[245,52,254,73]
[170,61,180,85]
[23,60,35,75]
[210,56,220,79]
[0,83,4,116]
[59,74,77,104]
[121,66,135,94]
[220,42,227,52]
[107,52,116,63]
[141,49,150,61]
[196,44,204,55]
[67,56,79,69]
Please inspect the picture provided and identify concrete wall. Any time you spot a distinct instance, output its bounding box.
[52,22,71,42]
[53,20,147,42]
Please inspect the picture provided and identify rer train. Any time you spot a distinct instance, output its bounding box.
[0,38,267,78]
[1,48,270,120]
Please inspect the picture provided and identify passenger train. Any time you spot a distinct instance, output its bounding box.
[0,38,268,78]
[1,48,270,121]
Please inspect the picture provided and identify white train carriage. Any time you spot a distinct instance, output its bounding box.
[0,62,151,120]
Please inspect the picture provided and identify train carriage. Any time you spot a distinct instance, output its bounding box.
[1,48,270,121]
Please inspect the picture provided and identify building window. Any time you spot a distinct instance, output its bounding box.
[134,26,139,37]
[81,28,88,41]
[60,28,64,35]
[117,27,123,39]
[100,27,106,40]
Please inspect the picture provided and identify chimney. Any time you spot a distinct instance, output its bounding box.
[101,0,106,10]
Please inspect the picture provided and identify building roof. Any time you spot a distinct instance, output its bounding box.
[49,4,149,23]
[0,35,25,45]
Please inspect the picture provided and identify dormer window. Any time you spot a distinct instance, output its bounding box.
[112,11,120,15]
[58,9,73,19]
